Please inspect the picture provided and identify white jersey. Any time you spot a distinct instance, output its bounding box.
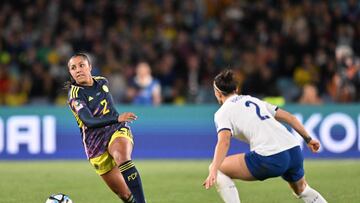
[214,95,299,156]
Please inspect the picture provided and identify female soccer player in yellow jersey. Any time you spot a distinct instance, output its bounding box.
[67,53,145,203]
[203,70,327,203]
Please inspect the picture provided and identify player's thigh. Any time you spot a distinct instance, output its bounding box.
[287,177,307,195]
[108,128,134,164]
[219,153,256,181]
[108,137,133,164]
[101,166,131,196]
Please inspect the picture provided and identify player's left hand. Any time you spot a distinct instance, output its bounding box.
[118,112,138,123]
[203,171,217,189]
[307,139,321,153]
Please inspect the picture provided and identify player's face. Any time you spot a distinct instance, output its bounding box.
[68,56,92,85]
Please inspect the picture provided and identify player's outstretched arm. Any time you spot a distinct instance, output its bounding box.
[77,107,118,128]
[203,130,231,189]
[274,108,320,153]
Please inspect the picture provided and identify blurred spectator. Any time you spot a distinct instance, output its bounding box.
[154,53,178,103]
[0,64,11,104]
[186,54,201,103]
[102,49,127,104]
[4,76,30,106]
[28,62,53,104]
[298,84,323,105]
[293,54,320,87]
[333,45,360,102]
[126,62,161,106]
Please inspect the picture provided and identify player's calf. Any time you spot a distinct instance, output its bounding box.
[215,170,241,203]
[293,184,327,203]
[119,160,146,203]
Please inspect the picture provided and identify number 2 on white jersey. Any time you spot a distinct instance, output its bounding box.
[245,100,270,120]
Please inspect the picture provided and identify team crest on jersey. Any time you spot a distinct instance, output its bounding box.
[73,100,84,111]
[102,85,109,92]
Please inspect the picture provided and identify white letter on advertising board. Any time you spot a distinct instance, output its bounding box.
[320,113,356,153]
[7,116,40,154]
[43,116,56,154]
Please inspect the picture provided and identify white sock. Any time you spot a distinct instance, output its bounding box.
[296,184,327,203]
[215,170,241,203]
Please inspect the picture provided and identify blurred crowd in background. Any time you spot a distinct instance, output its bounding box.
[0,0,359,106]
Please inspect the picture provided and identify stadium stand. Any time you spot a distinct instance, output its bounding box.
[0,0,359,105]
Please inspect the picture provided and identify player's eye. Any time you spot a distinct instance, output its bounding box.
[80,64,85,68]
[71,66,76,70]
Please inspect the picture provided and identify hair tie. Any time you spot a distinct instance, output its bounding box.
[213,82,226,94]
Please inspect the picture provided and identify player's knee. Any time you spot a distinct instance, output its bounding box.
[293,181,307,195]
[112,151,130,166]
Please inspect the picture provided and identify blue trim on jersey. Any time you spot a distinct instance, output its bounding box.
[244,146,304,182]
[217,128,231,134]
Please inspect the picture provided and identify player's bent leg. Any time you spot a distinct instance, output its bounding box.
[101,167,136,203]
[212,154,254,203]
[108,136,133,165]
[118,160,146,203]
[219,153,256,181]
[108,132,146,203]
[214,169,241,203]
[288,177,327,203]
[288,176,307,195]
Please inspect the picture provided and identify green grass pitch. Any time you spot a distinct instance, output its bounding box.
[0,160,359,203]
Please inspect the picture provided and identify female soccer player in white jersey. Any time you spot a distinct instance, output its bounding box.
[203,70,327,203]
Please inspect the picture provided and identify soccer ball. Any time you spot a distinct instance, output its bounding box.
[45,193,73,203]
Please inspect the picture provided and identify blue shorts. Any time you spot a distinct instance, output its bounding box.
[244,146,304,182]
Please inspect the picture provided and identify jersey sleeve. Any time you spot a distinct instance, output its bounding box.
[68,85,118,128]
[263,101,278,117]
[68,85,87,114]
[214,111,233,135]
[93,76,109,84]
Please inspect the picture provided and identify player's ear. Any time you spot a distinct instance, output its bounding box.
[219,92,225,99]
[214,89,222,99]
[236,86,240,94]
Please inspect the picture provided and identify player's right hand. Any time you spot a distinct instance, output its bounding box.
[203,170,217,190]
[307,139,320,153]
[118,112,137,123]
